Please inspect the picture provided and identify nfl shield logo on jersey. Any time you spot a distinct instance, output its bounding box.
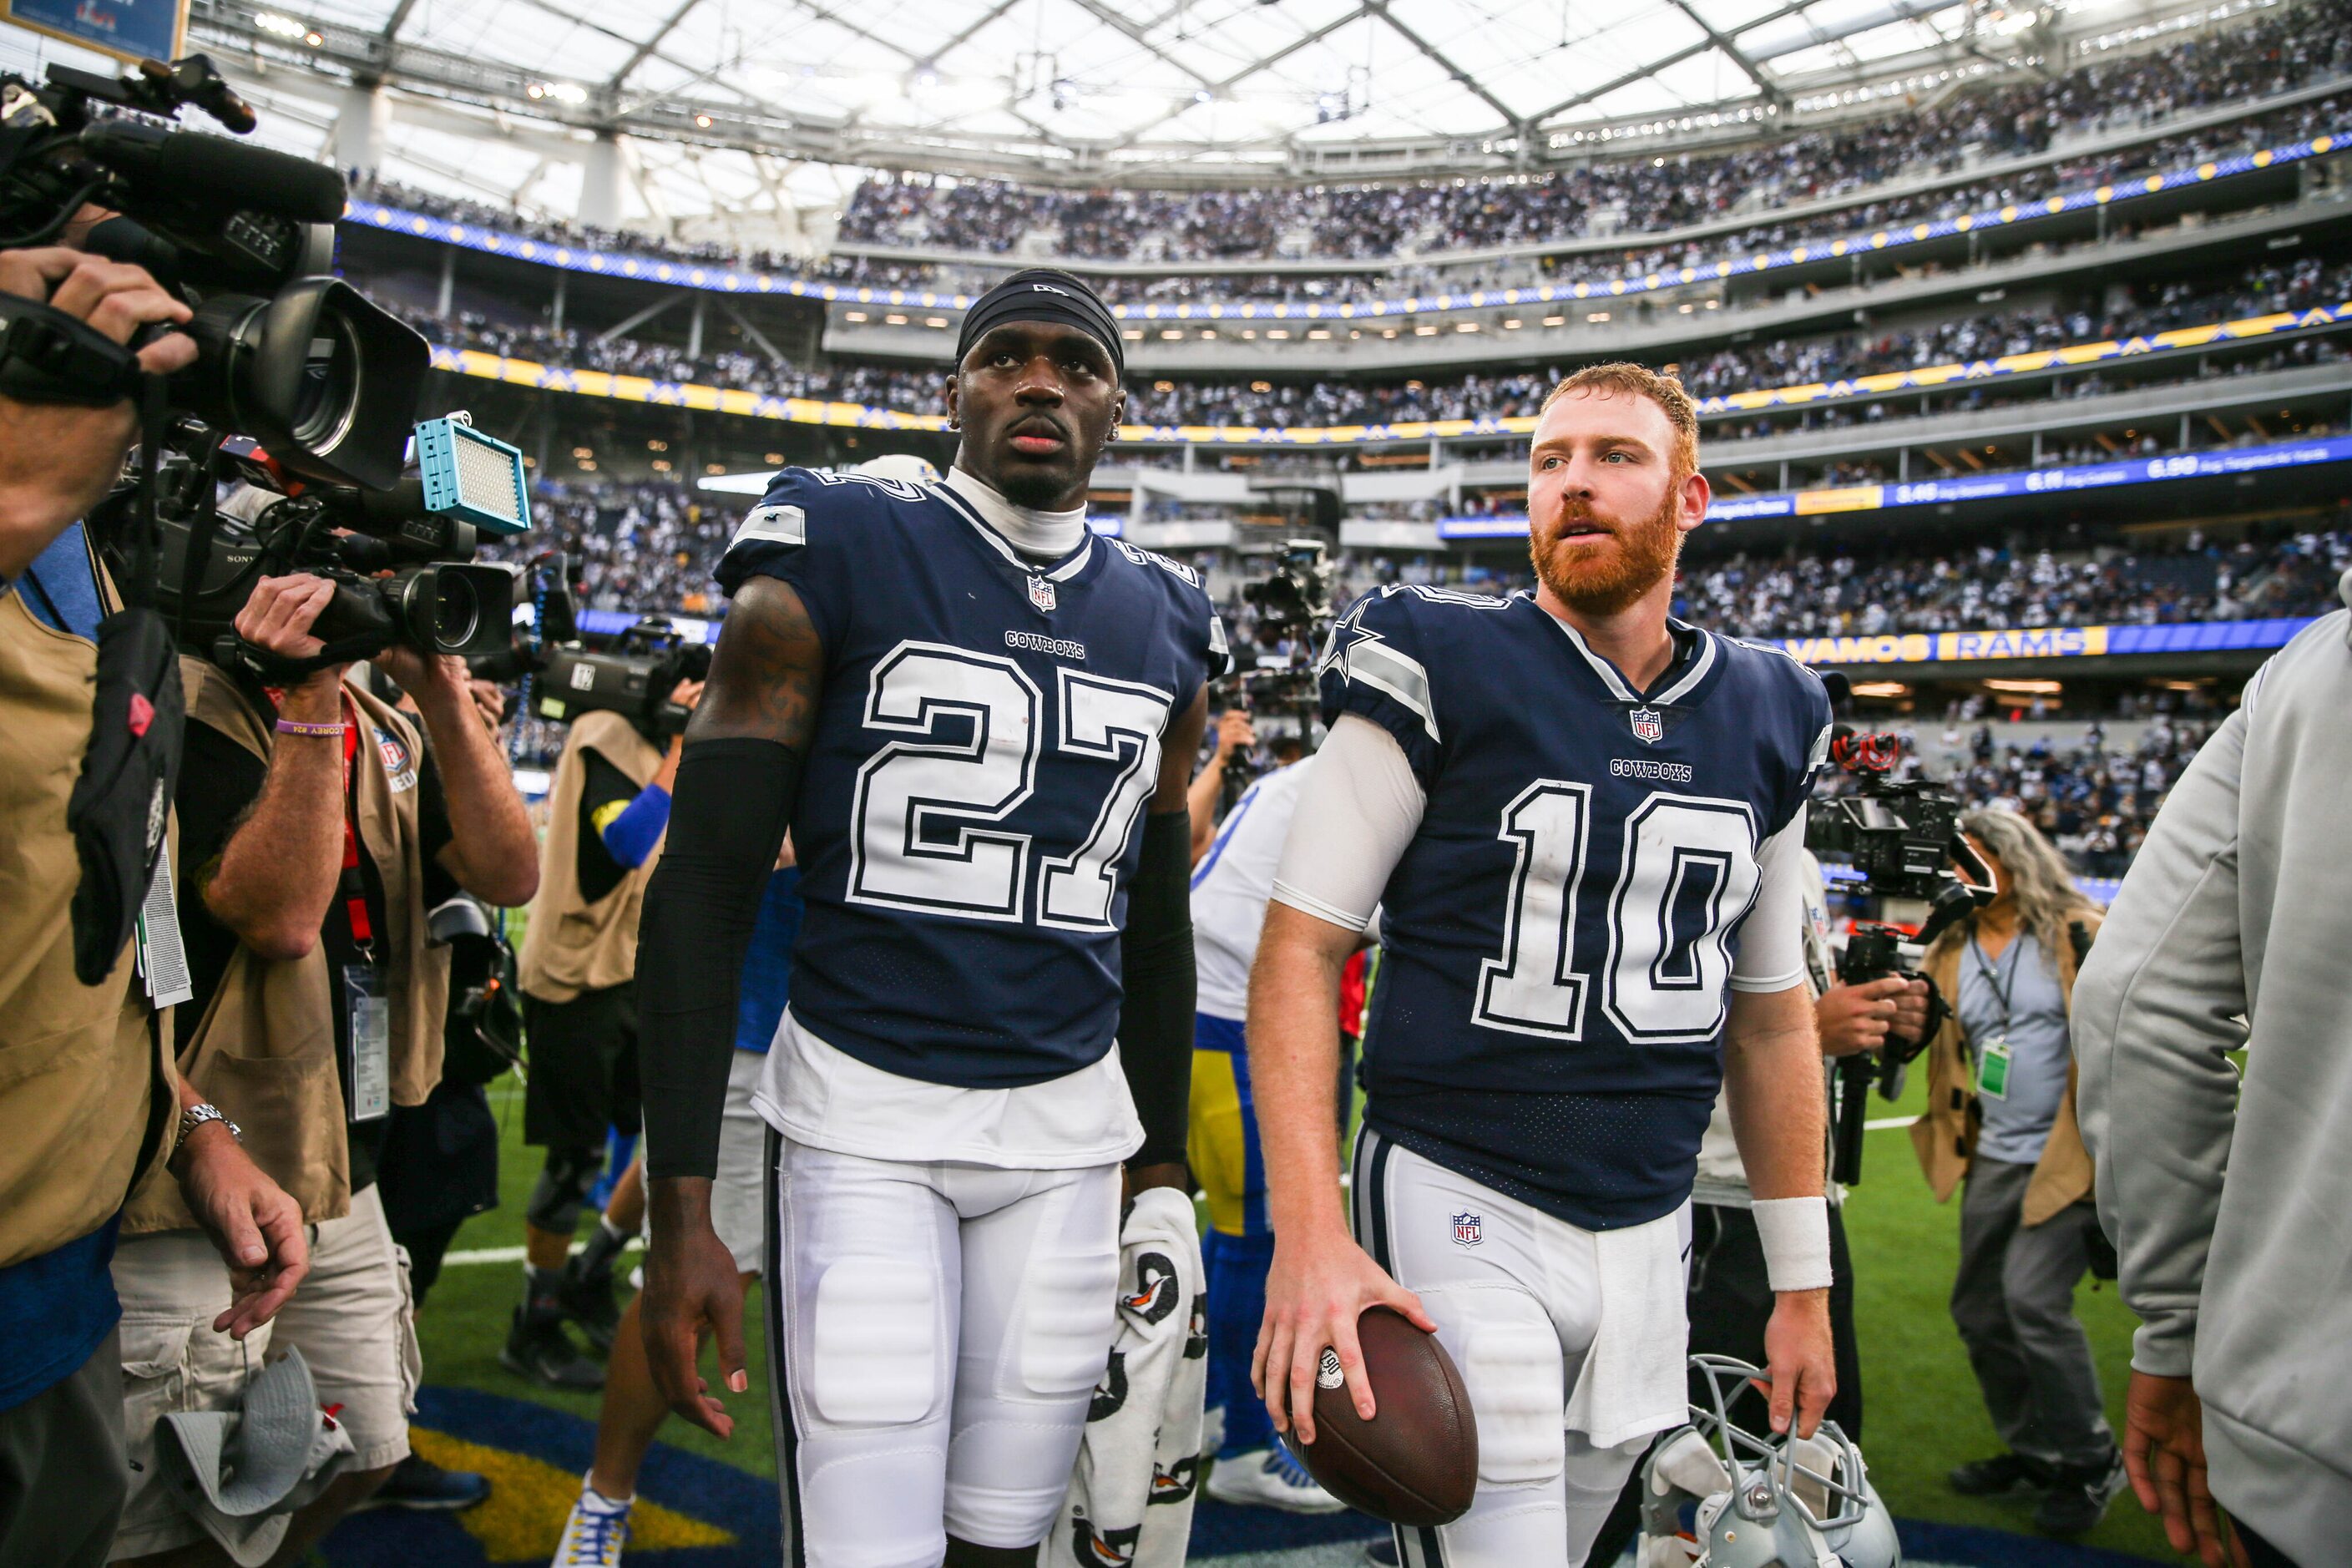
[1452,1211,1483,1247]
[1629,706,1665,744]
[1028,575,1058,612]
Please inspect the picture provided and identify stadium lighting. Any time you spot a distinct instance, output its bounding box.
[255,11,324,43]
[700,471,783,496]
[525,81,589,104]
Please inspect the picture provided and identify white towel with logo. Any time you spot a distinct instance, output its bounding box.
[1050,1186,1207,1568]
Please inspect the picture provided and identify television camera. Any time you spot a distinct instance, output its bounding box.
[2,53,448,981]
[134,414,535,676]
[1213,538,1336,804]
[529,616,713,740]
[1804,726,1996,1185]
[0,54,429,492]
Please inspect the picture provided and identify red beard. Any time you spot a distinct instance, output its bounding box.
[1527,487,1683,617]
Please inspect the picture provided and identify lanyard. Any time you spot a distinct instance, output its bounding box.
[1968,929,2022,1034]
[337,698,375,958]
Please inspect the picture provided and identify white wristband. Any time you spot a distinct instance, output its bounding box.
[1752,1196,1834,1292]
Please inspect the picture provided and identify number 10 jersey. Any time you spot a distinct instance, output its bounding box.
[1322,585,1832,1230]
[716,467,1227,1091]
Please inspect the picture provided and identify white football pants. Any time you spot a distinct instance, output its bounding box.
[1353,1127,1678,1568]
[761,1130,1122,1568]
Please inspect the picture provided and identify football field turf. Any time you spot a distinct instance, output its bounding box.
[322,1066,2187,1565]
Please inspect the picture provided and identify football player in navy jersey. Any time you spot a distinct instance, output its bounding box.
[634,270,1223,1568]
[1250,363,1839,1568]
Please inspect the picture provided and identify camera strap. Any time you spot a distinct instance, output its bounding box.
[0,291,143,407]
[334,696,391,1122]
[64,375,191,985]
[335,698,377,957]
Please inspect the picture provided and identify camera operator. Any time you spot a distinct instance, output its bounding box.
[108,573,537,1565]
[1907,808,2121,1538]
[364,675,513,1516]
[1187,708,1258,857]
[2073,603,2352,1568]
[1,244,311,1568]
[1578,846,1924,1566]
[508,676,702,1388]
[1184,716,1336,1515]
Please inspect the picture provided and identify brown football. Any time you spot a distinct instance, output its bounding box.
[1295,1305,1479,1527]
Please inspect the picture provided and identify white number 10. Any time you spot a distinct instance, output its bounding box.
[1475,781,1760,1044]
[849,643,1171,930]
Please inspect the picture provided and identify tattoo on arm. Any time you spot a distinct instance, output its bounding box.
[687,577,826,750]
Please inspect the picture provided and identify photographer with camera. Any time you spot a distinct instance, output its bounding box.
[1,241,314,1568]
[508,667,703,1388]
[1576,843,1925,1565]
[1907,808,2121,1537]
[107,571,537,1565]
[1184,712,1337,1515]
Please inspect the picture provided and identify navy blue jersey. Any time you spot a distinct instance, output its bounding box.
[716,468,1226,1089]
[1325,586,1832,1229]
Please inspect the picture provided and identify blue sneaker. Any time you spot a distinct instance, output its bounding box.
[1206,1444,1347,1514]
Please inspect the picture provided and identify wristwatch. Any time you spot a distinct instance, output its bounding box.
[175,1101,242,1157]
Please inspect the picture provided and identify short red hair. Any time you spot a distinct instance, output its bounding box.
[1539,362,1699,476]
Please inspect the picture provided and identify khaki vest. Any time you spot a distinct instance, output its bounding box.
[124,660,450,1233]
[0,580,179,1267]
[1909,908,2100,1227]
[517,711,665,1003]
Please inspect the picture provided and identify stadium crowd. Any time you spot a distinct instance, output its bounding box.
[838,0,2352,262]
[381,251,2352,442]
[347,0,2352,306]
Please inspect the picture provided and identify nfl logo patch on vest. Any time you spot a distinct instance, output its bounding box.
[1629,706,1664,744]
[1452,1211,1483,1247]
[1028,575,1058,612]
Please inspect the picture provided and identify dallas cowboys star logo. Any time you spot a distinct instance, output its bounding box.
[1318,601,1384,680]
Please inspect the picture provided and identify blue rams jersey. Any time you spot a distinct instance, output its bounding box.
[716,467,1227,1089]
[1323,585,1832,1230]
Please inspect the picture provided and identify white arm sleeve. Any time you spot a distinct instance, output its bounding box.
[1269,713,1428,933]
[1729,810,1811,993]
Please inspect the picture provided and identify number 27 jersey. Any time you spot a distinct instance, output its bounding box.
[1323,586,1832,1230]
[716,467,1226,1091]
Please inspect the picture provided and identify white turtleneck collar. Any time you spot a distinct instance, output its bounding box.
[946,464,1087,563]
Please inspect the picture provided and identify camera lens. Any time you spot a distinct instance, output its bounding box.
[289,309,362,455]
[432,569,480,651]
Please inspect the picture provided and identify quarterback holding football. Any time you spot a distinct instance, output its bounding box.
[1250,363,1842,1568]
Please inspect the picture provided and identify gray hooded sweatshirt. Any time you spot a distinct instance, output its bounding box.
[2073,575,2352,1564]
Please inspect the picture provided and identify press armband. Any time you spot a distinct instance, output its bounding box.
[1753,1195,1834,1292]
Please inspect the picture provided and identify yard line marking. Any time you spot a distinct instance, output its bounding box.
[1864,1115,1920,1130]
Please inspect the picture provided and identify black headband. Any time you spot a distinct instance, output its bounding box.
[954,268,1124,381]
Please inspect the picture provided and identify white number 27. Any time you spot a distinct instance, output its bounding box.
[848,643,1171,930]
[1475,781,1761,1044]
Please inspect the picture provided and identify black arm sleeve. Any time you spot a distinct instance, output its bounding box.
[636,737,800,1180]
[1118,807,1196,1169]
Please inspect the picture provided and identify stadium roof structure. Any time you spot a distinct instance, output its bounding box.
[0,0,2259,235]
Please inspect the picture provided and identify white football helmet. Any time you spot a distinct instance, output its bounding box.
[1636,1355,1900,1568]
